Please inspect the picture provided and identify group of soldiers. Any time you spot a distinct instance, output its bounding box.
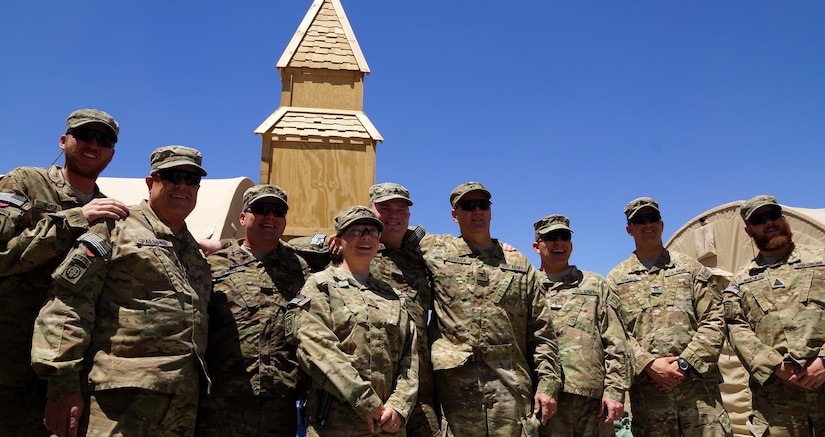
[1,108,824,437]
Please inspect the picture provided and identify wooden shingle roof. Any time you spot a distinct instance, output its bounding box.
[254,107,383,142]
[277,0,370,73]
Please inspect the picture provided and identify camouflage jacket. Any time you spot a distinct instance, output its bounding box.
[0,165,103,387]
[369,228,436,403]
[420,234,561,398]
[725,243,825,386]
[31,200,211,398]
[607,250,725,379]
[295,266,419,420]
[204,239,310,398]
[540,267,632,402]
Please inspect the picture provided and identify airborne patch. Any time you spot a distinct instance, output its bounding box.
[60,255,92,285]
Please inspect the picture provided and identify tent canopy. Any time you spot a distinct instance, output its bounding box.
[665,200,825,275]
[96,177,255,241]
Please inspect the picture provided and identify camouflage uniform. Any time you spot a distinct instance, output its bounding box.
[197,239,311,436]
[31,200,211,436]
[725,243,825,436]
[538,267,631,437]
[295,265,419,436]
[421,234,561,437]
[607,249,731,437]
[0,165,106,436]
[370,227,439,436]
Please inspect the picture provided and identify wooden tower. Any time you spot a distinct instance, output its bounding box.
[255,0,383,239]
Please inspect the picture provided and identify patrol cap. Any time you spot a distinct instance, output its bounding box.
[624,197,660,220]
[740,195,781,221]
[150,146,207,176]
[533,214,573,240]
[369,182,413,206]
[243,184,288,208]
[66,109,119,142]
[334,206,384,235]
[449,181,491,208]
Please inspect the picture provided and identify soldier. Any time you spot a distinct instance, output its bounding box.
[31,146,211,437]
[724,195,825,436]
[420,182,560,437]
[295,206,418,436]
[197,184,311,436]
[0,109,128,436]
[606,197,731,437]
[532,214,631,437]
[368,182,439,436]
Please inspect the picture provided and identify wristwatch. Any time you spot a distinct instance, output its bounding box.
[676,357,690,372]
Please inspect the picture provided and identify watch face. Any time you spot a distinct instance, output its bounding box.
[678,358,689,371]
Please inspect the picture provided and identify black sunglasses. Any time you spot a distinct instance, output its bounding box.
[247,202,288,218]
[540,231,572,242]
[748,208,782,226]
[155,168,202,186]
[629,213,661,225]
[457,199,492,211]
[67,127,115,149]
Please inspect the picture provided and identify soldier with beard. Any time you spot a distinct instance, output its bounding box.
[724,195,825,436]
[0,109,128,436]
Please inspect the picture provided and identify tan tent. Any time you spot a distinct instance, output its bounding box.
[97,176,255,241]
[665,200,825,437]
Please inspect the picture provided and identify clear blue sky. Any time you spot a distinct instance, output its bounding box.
[2,2,823,275]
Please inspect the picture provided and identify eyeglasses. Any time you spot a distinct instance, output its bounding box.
[457,199,492,211]
[629,213,661,225]
[344,225,381,238]
[155,168,202,186]
[540,231,572,242]
[246,202,288,218]
[67,127,115,149]
[748,208,783,226]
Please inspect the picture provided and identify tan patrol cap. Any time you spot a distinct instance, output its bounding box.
[66,109,119,142]
[369,183,413,205]
[533,214,573,240]
[243,184,288,208]
[449,181,491,208]
[334,206,384,235]
[150,146,207,176]
[624,197,660,220]
[740,195,781,221]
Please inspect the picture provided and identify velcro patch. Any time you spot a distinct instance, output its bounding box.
[78,233,111,257]
[0,192,28,208]
[136,238,173,248]
[310,233,327,249]
[60,256,92,285]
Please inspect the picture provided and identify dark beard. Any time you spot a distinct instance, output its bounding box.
[754,226,793,253]
[64,149,107,179]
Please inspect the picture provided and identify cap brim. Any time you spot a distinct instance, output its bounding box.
[452,189,491,207]
[627,205,660,220]
[247,194,288,208]
[156,160,207,176]
[373,195,413,206]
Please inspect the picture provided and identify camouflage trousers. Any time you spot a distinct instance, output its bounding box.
[747,377,825,437]
[539,392,615,437]
[629,376,731,437]
[196,395,297,437]
[405,400,440,437]
[81,388,198,437]
[435,362,540,437]
[0,383,50,437]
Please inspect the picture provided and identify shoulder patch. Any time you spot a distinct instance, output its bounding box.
[0,192,28,209]
[78,233,111,257]
[406,225,426,246]
[136,238,174,248]
[310,233,327,250]
[288,293,308,307]
[696,267,712,282]
[607,293,622,309]
[723,285,740,297]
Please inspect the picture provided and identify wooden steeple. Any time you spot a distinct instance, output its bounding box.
[255,0,383,239]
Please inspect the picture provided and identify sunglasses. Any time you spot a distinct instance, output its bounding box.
[540,231,572,242]
[155,168,202,186]
[246,202,288,218]
[344,225,381,238]
[67,127,115,149]
[457,199,492,211]
[748,208,782,226]
[629,213,661,225]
